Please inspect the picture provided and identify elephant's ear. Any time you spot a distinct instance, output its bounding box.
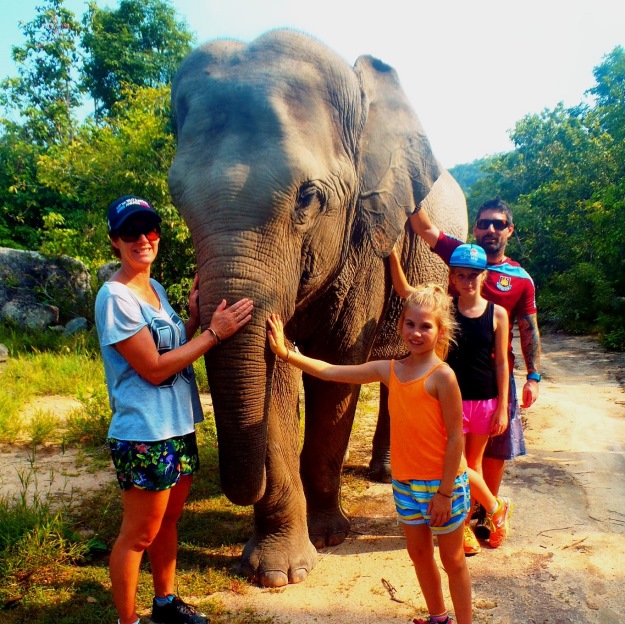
[354,55,441,257]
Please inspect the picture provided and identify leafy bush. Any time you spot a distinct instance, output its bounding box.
[538,263,614,334]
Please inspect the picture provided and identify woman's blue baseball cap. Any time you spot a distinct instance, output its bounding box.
[107,195,161,232]
[449,243,487,270]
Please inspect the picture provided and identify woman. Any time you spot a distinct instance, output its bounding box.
[95,195,253,624]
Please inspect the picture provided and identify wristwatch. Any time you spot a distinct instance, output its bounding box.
[527,372,541,382]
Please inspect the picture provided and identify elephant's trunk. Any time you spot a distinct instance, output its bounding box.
[195,242,294,507]
[205,322,271,505]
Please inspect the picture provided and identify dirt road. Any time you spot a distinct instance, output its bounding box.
[216,333,625,623]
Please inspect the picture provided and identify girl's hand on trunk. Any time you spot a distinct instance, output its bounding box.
[267,314,289,360]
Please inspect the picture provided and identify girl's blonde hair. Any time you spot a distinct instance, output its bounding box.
[398,283,457,360]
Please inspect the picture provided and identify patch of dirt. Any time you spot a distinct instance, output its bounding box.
[214,333,625,623]
[2,333,625,623]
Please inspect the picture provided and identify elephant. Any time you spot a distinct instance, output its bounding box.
[168,29,467,588]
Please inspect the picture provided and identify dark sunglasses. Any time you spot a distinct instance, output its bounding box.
[475,218,509,231]
[117,224,161,243]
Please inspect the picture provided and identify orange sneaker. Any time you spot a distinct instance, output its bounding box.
[463,524,481,556]
[487,496,513,548]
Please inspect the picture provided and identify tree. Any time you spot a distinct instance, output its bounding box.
[81,0,194,118]
[588,45,625,143]
[0,0,83,146]
[37,85,196,309]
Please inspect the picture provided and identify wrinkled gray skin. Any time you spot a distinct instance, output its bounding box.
[169,30,467,588]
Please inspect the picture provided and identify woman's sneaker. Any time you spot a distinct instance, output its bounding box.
[463,525,481,556]
[486,496,513,548]
[150,595,209,624]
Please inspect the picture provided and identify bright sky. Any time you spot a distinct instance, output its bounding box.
[3,0,625,168]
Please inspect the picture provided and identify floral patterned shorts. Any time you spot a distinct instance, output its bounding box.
[108,432,200,491]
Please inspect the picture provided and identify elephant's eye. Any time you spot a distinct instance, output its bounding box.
[294,183,325,226]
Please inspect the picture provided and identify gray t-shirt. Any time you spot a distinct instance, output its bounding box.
[95,279,204,441]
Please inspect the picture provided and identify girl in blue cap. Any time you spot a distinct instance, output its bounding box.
[390,244,513,555]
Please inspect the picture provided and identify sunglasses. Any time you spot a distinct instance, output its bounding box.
[117,224,161,243]
[475,218,510,231]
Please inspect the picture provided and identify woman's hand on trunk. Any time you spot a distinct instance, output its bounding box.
[209,297,254,342]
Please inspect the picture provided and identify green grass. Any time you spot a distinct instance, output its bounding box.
[0,322,276,623]
[0,324,106,443]
[0,323,379,623]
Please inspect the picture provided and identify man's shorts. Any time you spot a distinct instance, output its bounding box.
[462,398,499,436]
[392,471,470,535]
[484,374,526,460]
[108,431,200,491]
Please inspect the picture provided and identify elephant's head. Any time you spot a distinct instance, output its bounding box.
[168,30,442,506]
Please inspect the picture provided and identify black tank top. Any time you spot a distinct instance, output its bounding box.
[447,299,498,400]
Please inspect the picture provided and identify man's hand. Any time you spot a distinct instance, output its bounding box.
[522,379,539,408]
[518,313,541,408]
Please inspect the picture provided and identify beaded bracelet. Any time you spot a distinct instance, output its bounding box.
[436,490,452,498]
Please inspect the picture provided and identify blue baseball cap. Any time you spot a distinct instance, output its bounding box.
[449,244,487,270]
[107,195,161,232]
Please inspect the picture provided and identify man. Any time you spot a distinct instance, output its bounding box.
[407,198,541,516]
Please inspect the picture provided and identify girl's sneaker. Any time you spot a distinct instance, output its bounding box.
[463,525,481,556]
[486,496,513,548]
[413,618,454,624]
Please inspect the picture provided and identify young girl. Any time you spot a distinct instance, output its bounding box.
[389,244,512,555]
[268,284,471,624]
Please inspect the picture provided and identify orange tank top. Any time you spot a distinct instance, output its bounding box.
[388,360,467,481]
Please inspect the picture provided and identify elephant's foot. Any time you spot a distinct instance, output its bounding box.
[368,457,392,483]
[239,527,318,588]
[307,507,351,549]
[368,444,391,483]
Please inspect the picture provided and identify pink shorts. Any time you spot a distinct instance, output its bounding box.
[462,398,498,436]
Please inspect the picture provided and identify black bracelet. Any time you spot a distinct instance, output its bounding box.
[207,327,221,345]
[436,490,453,498]
[412,203,423,215]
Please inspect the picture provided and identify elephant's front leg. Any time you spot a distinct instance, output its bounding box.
[300,374,359,548]
[238,361,317,587]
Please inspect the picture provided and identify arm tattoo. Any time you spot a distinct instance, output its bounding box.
[517,313,541,373]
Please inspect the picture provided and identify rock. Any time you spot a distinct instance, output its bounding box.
[1,299,59,330]
[0,343,8,362]
[0,247,92,329]
[97,261,120,284]
[63,317,89,335]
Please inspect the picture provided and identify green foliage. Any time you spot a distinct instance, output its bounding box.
[0,0,83,146]
[463,46,625,346]
[37,84,196,303]
[539,263,614,334]
[0,1,196,307]
[449,156,494,198]
[589,45,625,142]
[81,0,194,118]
